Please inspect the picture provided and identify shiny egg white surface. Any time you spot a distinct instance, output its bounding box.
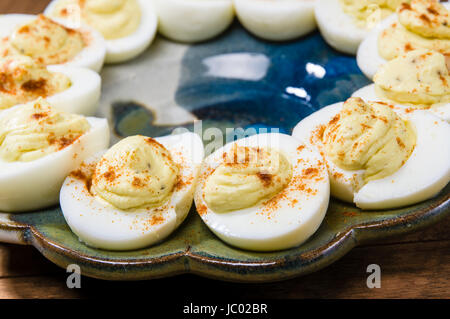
[46,64,102,116]
[44,0,158,63]
[354,48,450,123]
[315,0,397,55]
[0,101,109,212]
[151,0,234,43]
[0,14,106,72]
[357,2,450,79]
[292,101,450,210]
[194,133,330,251]
[234,0,317,41]
[60,132,204,251]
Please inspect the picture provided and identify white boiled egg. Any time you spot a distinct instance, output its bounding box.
[357,14,399,79]
[60,132,204,251]
[0,103,109,213]
[194,133,330,251]
[315,0,398,55]
[0,14,106,72]
[0,55,100,115]
[151,0,234,43]
[233,0,316,41]
[353,84,450,123]
[45,0,158,63]
[355,110,450,209]
[293,102,364,203]
[357,3,450,79]
[292,102,450,209]
[46,65,101,116]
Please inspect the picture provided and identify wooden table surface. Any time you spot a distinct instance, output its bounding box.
[0,0,449,299]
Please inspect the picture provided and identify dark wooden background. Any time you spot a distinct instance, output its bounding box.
[0,0,449,299]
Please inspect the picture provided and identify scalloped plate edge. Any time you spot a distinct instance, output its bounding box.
[0,213,28,244]
[1,195,448,282]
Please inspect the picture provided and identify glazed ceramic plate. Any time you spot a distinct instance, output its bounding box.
[1,23,449,282]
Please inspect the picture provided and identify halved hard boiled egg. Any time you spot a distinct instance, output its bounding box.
[233,0,316,41]
[0,55,101,115]
[0,14,106,72]
[47,64,101,115]
[292,97,450,210]
[357,1,450,79]
[353,49,450,122]
[194,133,330,251]
[354,84,450,122]
[60,132,204,250]
[151,0,234,43]
[45,0,158,63]
[0,98,109,212]
[315,0,402,55]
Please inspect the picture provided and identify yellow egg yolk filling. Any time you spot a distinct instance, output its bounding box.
[0,55,71,110]
[203,145,293,213]
[323,97,416,183]
[0,15,85,66]
[49,0,141,40]
[340,0,407,29]
[374,49,450,106]
[378,0,450,60]
[0,98,90,162]
[91,135,179,210]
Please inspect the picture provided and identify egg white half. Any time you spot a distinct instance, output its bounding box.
[357,3,450,79]
[292,102,450,209]
[356,14,398,79]
[45,0,158,64]
[355,110,450,209]
[0,64,101,116]
[0,110,109,213]
[353,84,450,123]
[233,0,316,41]
[194,133,330,251]
[292,102,364,203]
[151,0,234,43]
[315,0,392,54]
[60,132,204,251]
[0,14,106,72]
[47,65,101,116]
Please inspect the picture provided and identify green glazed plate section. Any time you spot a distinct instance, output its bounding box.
[1,185,449,282]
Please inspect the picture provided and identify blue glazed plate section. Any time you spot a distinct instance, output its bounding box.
[109,24,370,141]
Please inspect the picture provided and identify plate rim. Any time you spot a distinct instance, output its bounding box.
[2,191,448,283]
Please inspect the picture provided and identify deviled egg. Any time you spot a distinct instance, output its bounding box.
[45,0,157,63]
[233,0,316,41]
[292,97,450,210]
[0,14,106,72]
[357,0,450,79]
[151,0,234,43]
[60,133,204,250]
[0,55,101,115]
[194,133,330,251]
[353,49,450,122]
[315,0,407,54]
[0,98,109,212]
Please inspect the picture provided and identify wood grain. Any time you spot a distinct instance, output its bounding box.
[0,239,448,299]
[0,0,448,299]
[0,244,61,278]
[0,0,50,14]
[0,216,449,298]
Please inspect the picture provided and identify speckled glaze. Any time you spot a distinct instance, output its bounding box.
[0,23,448,282]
